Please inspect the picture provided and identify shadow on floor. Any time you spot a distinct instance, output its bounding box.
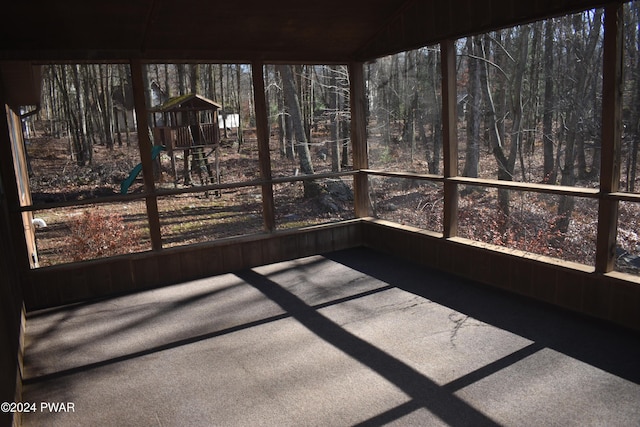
[325,248,640,384]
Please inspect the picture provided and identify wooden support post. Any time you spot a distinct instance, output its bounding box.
[349,61,371,217]
[252,61,276,232]
[130,59,163,251]
[441,39,459,238]
[595,3,623,273]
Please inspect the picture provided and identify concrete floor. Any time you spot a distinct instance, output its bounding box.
[21,248,640,426]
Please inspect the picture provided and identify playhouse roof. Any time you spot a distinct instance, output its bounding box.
[148,93,222,113]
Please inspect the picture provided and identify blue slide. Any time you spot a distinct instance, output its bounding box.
[120,145,166,194]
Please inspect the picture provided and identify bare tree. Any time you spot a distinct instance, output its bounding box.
[542,19,556,183]
[463,37,481,179]
[555,9,603,234]
[276,64,320,197]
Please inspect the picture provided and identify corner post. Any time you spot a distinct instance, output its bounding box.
[349,61,371,217]
[595,3,623,273]
[441,39,459,238]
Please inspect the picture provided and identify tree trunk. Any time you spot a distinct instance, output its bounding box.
[626,5,640,192]
[330,66,341,172]
[463,37,481,178]
[509,25,530,183]
[337,65,350,168]
[72,65,91,165]
[428,48,442,174]
[555,9,603,234]
[177,64,186,95]
[190,64,199,94]
[98,65,114,149]
[276,65,319,197]
[542,19,556,183]
[219,64,227,139]
[236,64,244,150]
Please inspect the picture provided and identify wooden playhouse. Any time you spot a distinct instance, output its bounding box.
[149,93,222,186]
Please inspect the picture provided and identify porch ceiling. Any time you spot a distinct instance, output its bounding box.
[0,0,612,63]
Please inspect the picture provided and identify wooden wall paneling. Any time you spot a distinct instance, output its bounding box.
[315,227,336,254]
[156,251,184,286]
[388,11,404,44]
[353,220,364,247]
[360,221,376,249]
[179,249,205,281]
[555,269,585,312]
[432,1,452,40]
[29,270,62,309]
[609,280,640,330]
[18,275,34,311]
[405,229,424,266]
[107,259,135,296]
[451,243,474,280]
[491,0,516,23]
[534,0,562,12]
[581,273,612,320]
[457,0,477,32]
[271,232,299,264]
[59,266,89,304]
[327,221,357,253]
[417,233,439,270]
[241,239,266,270]
[595,3,624,273]
[264,234,284,264]
[85,262,114,296]
[392,228,415,263]
[491,251,513,291]
[402,2,423,49]
[363,222,392,253]
[469,245,494,286]
[437,238,457,275]
[19,275,38,310]
[221,242,244,273]
[296,231,317,258]
[200,245,225,278]
[376,225,401,257]
[131,256,160,290]
[509,257,534,298]
[529,262,558,304]
[471,0,492,29]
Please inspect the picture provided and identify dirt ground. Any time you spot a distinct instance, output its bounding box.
[26,130,354,266]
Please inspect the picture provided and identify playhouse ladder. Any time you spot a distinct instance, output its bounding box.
[191,147,219,195]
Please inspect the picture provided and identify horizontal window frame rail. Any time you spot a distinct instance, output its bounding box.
[364,169,603,198]
[363,169,444,182]
[271,170,356,185]
[18,171,357,213]
[607,192,640,203]
[448,176,600,198]
[20,191,152,212]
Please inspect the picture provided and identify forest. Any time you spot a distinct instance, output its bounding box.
[24,3,640,273]
[367,4,640,271]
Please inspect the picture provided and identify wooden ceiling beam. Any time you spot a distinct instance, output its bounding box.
[0,1,622,63]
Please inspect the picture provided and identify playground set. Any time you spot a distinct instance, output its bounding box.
[121,93,222,194]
